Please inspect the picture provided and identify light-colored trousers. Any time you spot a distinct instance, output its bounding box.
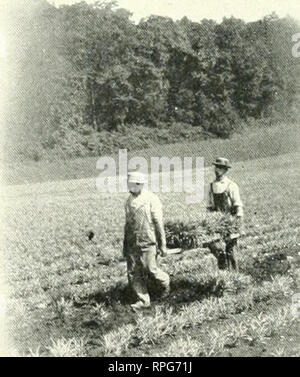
[126,245,170,305]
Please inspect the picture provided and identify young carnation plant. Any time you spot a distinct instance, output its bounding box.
[165,213,240,250]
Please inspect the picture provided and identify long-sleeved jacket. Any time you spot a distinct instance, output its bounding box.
[123,190,166,254]
[207,176,244,217]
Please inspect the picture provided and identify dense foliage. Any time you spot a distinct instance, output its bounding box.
[3,0,300,159]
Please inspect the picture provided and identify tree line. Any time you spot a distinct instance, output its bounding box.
[4,0,300,160]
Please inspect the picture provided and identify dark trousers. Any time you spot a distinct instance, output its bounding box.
[209,238,239,271]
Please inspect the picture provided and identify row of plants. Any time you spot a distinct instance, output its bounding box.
[25,303,296,357]
[98,275,293,356]
[160,306,295,357]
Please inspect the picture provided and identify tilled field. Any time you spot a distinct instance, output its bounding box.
[1,152,300,356]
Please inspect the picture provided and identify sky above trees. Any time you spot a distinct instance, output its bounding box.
[51,0,300,23]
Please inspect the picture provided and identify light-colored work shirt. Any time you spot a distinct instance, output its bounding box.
[123,190,166,252]
[208,176,244,217]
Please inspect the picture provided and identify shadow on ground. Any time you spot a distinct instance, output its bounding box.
[85,274,225,307]
[69,273,228,344]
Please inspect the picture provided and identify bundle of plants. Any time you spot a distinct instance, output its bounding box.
[202,212,240,240]
[165,212,240,250]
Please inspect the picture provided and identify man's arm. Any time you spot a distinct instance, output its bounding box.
[229,182,244,218]
[150,195,167,256]
[229,182,244,234]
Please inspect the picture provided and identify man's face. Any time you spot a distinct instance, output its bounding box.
[128,181,144,194]
[215,166,227,179]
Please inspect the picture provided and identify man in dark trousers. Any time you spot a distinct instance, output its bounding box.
[207,157,244,271]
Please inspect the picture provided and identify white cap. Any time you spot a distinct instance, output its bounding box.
[128,172,147,184]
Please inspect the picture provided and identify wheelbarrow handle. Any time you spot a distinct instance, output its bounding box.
[165,248,183,255]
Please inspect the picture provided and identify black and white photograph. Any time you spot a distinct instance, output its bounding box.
[0,0,299,361]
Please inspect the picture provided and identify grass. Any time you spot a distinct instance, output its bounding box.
[40,274,294,357]
[2,122,299,185]
[133,306,184,346]
[158,335,201,357]
[1,143,300,356]
[159,306,295,357]
[101,324,135,357]
[203,306,294,354]
[47,337,86,357]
